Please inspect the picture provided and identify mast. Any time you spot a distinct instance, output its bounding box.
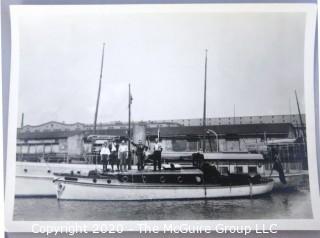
[202,49,208,152]
[289,97,297,138]
[93,42,106,134]
[294,90,308,169]
[128,84,133,169]
[294,90,306,139]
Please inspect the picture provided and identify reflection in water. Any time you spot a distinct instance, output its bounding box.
[14,190,312,221]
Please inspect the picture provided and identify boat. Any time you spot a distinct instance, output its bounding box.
[14,49,297,199]
[53,164,274,201]
[15,161,102,197]
[14,150,268,197]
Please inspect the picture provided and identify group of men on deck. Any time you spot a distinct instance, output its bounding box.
[99,138,163,172]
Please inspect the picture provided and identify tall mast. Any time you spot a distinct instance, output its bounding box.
[93,42,106,134]
[294,90,308,169]
[289,97,297,138]
[202,49,208,152]
[128,84,133,169]
[294,90,306,139]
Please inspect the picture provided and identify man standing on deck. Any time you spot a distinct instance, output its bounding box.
[100,142,110,172]
[109,140,119,172]
[153,138,163,171]
[131,139,148,171]
[118,140,128,172]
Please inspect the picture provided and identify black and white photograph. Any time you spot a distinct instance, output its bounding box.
[4,3,320,232]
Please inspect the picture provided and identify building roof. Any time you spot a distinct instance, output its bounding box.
[17,123,295,140]
[146,123,295,139]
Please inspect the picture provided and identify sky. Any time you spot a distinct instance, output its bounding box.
[14,6,306,126]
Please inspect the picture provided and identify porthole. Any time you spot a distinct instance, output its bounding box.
[93,178,97,183]
[160,176,166,183]
[177,176,183,184]
[107,179,111,184]
[77,171,81,175]
[195,176,202,184]
[24,169,28,173]
[47,170,51,174]
[121,176,129,183]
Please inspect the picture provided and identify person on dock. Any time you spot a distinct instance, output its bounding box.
[131,139,148,171]
[100,142,110,172]
[153,138,163,171]
[118,140,128,172]
[109,140,119,172]
[270,148,287,184]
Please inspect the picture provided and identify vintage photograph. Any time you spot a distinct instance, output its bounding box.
[4,4,319,227]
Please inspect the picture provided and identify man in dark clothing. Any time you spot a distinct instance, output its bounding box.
[109,141,119,172]
[270,148,287,184]
[153,138,163,171]
[131,140,148,171]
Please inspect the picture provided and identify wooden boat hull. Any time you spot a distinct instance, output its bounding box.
[54,177,274,201]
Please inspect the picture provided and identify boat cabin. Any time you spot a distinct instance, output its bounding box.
[197,152,265,176]
[160,151,265,176]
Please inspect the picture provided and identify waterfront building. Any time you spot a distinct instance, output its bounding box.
[16,114,305,164]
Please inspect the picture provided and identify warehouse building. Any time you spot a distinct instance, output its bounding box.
[16,114,305,163]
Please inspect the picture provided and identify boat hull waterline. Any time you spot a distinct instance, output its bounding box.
[54,179,274,201]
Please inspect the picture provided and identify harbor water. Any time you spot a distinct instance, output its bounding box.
[14,189,312,220]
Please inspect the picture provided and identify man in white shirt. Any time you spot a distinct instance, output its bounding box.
[118,140,128,172]
[100,142,110,172]
[153,138,163,171]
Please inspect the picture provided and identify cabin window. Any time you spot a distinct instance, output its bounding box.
[52,145,60,153]
[29,146,36,154]
[220,167,229,175]
[44,145,52,153]
[21,145,28,153]
[248,166,257,174]
[235,166,243,174]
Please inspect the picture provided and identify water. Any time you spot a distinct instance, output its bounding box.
[14,189,312,220]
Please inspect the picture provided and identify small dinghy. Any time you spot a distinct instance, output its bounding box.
[53,163,274,201]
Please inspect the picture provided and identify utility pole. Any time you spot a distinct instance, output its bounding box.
[21,113,24,128]
[233,104,236,124]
